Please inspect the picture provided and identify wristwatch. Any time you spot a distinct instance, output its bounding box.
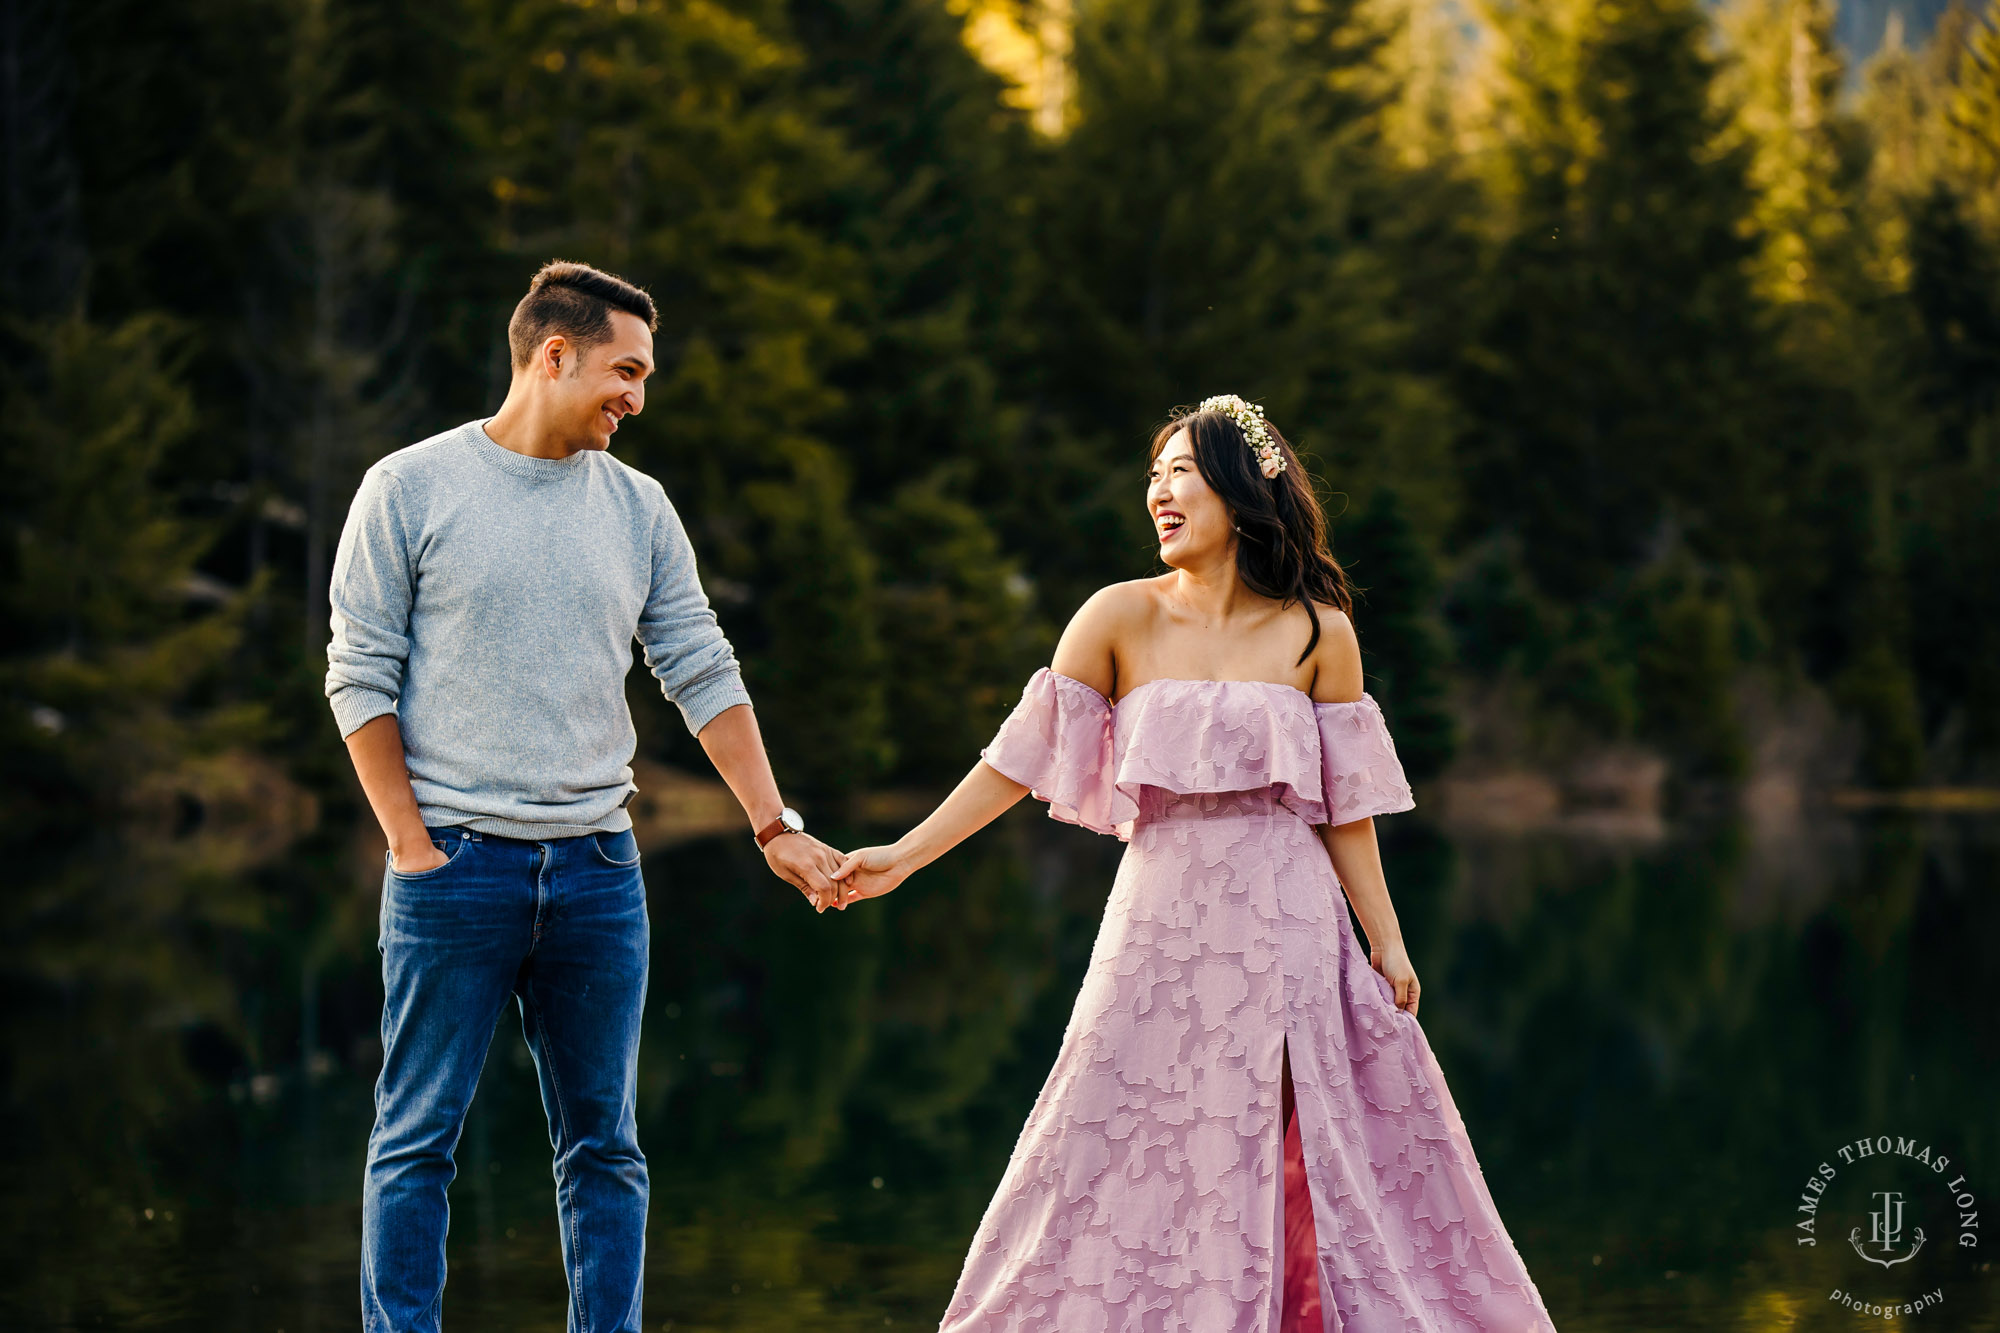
[754,806,805,849]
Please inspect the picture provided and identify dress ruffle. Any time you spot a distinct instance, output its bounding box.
[979,669,1129,836]
[1312,694,1417,824]
[980,668,1415,840]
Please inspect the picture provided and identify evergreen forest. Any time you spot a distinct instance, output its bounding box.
[3,0,1999,1091]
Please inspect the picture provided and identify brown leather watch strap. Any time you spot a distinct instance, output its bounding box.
[754,813,796,848]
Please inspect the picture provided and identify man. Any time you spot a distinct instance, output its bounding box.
[326,260,842,1333]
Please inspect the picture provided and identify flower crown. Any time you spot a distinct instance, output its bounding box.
[1199,394,1287,478]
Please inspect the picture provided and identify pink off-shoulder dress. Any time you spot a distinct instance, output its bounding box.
[941,670,1557,1333]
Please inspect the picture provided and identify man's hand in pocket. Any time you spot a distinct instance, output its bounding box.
[391,838,450,874]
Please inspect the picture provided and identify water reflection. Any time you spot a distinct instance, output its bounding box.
[2,808,1995,1330]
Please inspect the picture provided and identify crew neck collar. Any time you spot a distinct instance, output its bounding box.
[465,418,593,483]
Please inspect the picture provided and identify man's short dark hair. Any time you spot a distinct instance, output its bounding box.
[508,260,659,369]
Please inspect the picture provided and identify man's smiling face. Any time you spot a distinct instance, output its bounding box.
[557,309,654,452]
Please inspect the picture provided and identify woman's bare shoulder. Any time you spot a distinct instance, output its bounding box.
[1307,601,1363,704]
[1072,577,1169,631]
[1050,580,1162,695]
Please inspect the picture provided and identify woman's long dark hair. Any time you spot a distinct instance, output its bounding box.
[1149,405,1353,666]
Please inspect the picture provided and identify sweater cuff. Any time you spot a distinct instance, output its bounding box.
[330,685,399,738]
[675,671,753,736]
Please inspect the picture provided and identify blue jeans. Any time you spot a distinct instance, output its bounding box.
[361,825,649,1333]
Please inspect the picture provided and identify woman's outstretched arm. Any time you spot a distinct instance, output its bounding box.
[830,761,1029,905]
[831,583,1132,906]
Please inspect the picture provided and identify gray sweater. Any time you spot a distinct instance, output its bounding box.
[324,418,752,839]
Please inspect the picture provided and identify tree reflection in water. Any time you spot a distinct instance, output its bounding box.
[2,807,1995,1330]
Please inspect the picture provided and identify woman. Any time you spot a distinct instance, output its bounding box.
[831,397,1557,1332]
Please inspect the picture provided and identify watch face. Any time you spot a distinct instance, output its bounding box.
[781,807,804,833]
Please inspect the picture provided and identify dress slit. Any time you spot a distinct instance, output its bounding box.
[1280,1036,1325,1333]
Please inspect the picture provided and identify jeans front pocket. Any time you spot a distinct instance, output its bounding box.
[590,827,642,868]
[386,829,475,880]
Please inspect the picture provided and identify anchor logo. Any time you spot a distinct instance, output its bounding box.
[1849,1190,1927,1268]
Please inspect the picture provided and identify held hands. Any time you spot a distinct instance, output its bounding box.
[1369,938,1421,1016]
[825,844,912,910]
[764,834,908,913]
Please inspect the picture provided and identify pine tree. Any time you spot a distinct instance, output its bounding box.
[1458,0,1781,767]
[61,0,467,756]
[787,0,1036,493]
[1715,0,1853,306]
[1849,3,2000,779]
[1716,0,1928,783]
[1466,0,1774,595]
[786,0,1053,775]
[232,0,428,655]
[1900,183,2000,777]
[1360,0,1488,551]
[0,316,260,847]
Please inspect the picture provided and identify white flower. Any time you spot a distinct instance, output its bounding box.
[1199,394,1287,478]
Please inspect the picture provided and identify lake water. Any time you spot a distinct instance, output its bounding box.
[3,806,1995,1331]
